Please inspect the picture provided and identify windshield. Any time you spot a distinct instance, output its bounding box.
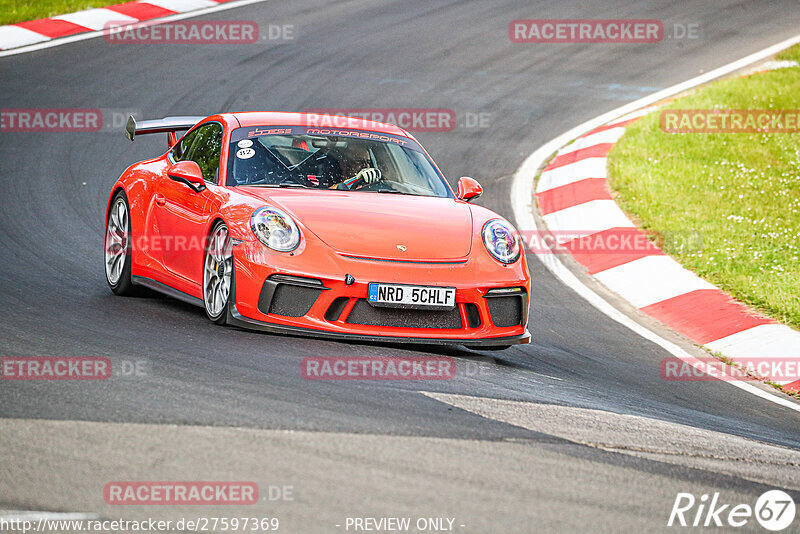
[225,126,452,197]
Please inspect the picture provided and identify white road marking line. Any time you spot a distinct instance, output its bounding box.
[511,33,800,412]
[739,59,798,75]
[609,105,663,124]
[144,0,220,11]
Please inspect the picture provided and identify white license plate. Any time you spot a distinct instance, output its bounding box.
[367,283,456,310]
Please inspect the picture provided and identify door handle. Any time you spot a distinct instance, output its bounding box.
[155,193,166,206]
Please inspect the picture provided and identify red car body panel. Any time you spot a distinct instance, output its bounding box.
[108,112,531,345]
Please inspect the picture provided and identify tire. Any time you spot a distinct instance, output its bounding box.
[203,221,234,325]
[104,191,136,296]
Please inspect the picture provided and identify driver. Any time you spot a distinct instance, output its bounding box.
[336,145,382,189]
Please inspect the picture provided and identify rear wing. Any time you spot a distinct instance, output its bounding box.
[125,115,205,146]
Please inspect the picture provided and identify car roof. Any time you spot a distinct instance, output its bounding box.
[229,111,410,137]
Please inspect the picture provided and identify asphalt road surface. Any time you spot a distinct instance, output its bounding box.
[1,1,800,532]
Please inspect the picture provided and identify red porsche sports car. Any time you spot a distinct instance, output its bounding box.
[105,112,530,348]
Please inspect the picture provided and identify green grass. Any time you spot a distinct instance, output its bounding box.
[777,42,800,63]
[608,44,800,330]
[0,0,123,25]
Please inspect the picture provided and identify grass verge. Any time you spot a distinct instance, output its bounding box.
[0,1,125,26]
[607,44,800,331]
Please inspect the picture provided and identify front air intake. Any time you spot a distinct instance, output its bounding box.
[484,287,527,327]
[346,299,463,329]
[258,275,326,317]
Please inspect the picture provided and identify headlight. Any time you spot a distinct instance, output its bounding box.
[482,219,520,264]
[250,207,301,252]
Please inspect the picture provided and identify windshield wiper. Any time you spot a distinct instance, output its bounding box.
[246,181,308,188]
[375,189,412,195]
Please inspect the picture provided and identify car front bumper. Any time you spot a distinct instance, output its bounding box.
[229,238,531,345]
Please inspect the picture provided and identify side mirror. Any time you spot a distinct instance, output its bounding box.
[167,161,206,193]
[457,176,483,202]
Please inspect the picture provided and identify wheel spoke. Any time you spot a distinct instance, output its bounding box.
[209,232,217,256]
[110,208,120,231]
[219,277,229,301]
[117,202,127,232]
[111,252,123,281]
[107,229,124,250]
[221,234,232,257]
[210,232,222,262]
[216,231,229,261]
[221,272,231,294]
[209,282,216,313]
[206,274,217,296]
[212,280,222,314]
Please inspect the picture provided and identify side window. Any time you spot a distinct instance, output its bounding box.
[184,123,223,183]
[171,128,200,162]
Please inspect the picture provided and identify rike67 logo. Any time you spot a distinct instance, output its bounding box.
[668,490,796,531]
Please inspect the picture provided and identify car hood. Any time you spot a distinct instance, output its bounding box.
[239,189,473,261]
